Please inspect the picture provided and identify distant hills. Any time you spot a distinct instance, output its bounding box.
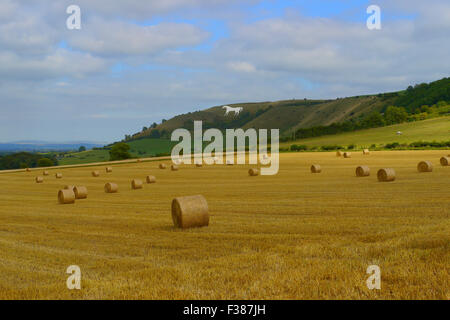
[126,77,449,141]
[0,141,104,153]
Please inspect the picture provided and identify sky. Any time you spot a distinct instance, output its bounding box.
[0,0,449,143]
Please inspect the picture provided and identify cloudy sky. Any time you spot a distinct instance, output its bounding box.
[0,0,449,143]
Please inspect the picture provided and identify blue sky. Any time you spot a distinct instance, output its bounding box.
[0,0,448,142]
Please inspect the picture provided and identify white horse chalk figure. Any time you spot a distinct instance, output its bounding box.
[222,105,243,116]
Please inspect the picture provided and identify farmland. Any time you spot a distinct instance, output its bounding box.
[0,151,448,299]
[281,116,450,148]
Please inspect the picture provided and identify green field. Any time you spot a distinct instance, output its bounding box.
[127,138,177,157]
[59,139,176,166]
[58,149,110,165]
[281,116,450,148]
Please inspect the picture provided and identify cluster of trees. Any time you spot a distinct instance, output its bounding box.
[148,128,170,139]
[385,141,450,149]
[125,120,170,141]
[109,143,132,161]
[395,77,450,113]
[141,122,159,133]
[288,144,351,152]
[0,152,58,170]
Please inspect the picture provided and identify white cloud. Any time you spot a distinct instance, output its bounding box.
[0,0,17,20]
[227,61,256,73]
[0,6,58,55]
[67,19,209,56]
[0,49,108,80]
[72,0,257,20]
[203,11,449,90]
[88,114,109,119]
[55,82,70,87]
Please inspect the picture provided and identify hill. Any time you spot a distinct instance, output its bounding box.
[127,77,449,141]
[130,96,391,140]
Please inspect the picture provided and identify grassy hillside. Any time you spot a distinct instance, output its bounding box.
[131,96,392,139]
[281,116,450,148]
[243,96,390,134]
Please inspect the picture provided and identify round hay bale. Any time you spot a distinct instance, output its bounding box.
[440,156,449,166]
[74,186,88,199]
[248,168,259,176]
[26,168,31,172]
[35,176,44,183]
[104,182,118,193]
[92,171,100,177]
[171,165,179,171]
[363,149,370,155]
[131,179,143,190]
[311,164,322,173]
[336,151,342,157]
[64,185,75,191]
[146,175,156,184]
[106,167,113,173]
[417,161,433,173]
[159,163,167,169]
[43,171,49,176]
[377,168,396,182]
[58,189,75,204]
[55,173,63,179]
[343,152,352,158]
[356,166,370,177]
[171,195,209,229]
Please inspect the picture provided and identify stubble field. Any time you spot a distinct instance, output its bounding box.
[0,150,448,299]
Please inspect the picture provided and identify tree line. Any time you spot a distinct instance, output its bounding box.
[0,152,58,170]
